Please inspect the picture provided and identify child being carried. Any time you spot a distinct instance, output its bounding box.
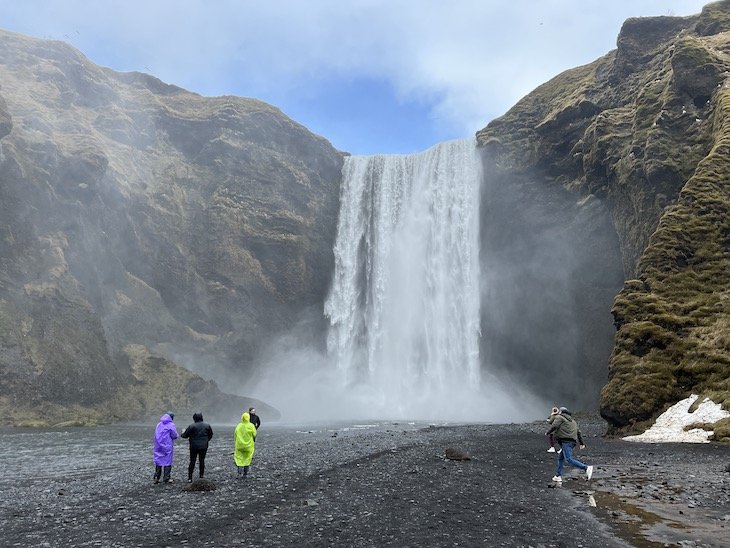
[546,406,562,454]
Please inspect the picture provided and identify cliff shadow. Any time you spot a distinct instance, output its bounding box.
[478,150,624,410]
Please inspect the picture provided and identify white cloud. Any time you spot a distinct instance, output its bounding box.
[0,0,710,150]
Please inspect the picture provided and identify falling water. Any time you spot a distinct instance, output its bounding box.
[325,138,482,417]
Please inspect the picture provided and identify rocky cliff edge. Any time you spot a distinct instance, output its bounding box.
[477,1,730,439]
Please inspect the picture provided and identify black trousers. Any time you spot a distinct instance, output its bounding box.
[188,447,208,479]
[154,465,171,482]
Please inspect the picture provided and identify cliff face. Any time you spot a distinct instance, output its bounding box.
[3,5,728,432]
[0,30,342,425]
[477,1,730,437]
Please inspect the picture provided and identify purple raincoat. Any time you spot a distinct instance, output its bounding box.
[152,414,178,466]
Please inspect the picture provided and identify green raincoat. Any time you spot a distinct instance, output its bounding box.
[234,412,257,467]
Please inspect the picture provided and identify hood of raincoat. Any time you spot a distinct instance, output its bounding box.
[160,413,173,424]
[241,412,250,423]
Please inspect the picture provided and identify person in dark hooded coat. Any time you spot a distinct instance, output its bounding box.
[180,412,213,482]
[248,407,261,430]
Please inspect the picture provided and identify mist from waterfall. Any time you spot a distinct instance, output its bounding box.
[322,138,539,422]
[325,138,481,415]
[251,139,544,423]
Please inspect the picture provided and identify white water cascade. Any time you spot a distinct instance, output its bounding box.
[325,138,483,418]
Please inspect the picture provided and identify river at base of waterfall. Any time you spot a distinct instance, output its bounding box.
[1,418,727,547]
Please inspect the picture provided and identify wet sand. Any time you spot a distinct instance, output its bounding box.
[1,418,728,547]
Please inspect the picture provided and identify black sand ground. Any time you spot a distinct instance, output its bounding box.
[1,418,728,547]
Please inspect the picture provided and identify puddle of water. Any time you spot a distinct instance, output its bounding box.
[588,491,686,548]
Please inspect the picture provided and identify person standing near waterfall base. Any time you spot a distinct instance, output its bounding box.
[181,412,213,482]
[248,407,261,430]
[546,407,593,483]
[234,411,257,477]
[152,412,178,484]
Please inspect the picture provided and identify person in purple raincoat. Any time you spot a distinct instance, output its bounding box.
[153,412,178,484]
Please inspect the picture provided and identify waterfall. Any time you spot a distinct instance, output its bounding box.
[325,138,482,417]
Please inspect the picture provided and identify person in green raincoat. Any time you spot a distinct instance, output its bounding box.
[234,411,257,477]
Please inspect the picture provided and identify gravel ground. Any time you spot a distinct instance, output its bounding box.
[1,418,728,547]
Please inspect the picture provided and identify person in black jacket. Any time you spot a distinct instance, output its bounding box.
[180,412,214,482]
[248,407,261,430]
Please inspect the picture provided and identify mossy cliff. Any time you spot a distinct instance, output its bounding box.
[1,344,278,427]
[477,1,730,436]
[0,29,341,425]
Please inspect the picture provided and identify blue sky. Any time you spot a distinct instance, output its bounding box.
[0,1,708,155]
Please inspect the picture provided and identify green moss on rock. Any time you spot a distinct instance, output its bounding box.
[0,300,18,347]
[695,0,730,36]
[600,81,730,433]
[477,2,730,437]
[2,344,274,426]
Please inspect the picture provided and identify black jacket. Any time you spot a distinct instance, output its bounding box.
[181,421,214,450]
[250,413,261,429]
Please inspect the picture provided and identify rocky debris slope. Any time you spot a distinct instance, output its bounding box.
[477,1,730,436]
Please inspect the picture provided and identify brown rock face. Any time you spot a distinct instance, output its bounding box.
[0,29,342,424]
[477,2,730,434]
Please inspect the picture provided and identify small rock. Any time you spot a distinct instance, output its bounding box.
[445,448,471,461]
[182,479,216,492]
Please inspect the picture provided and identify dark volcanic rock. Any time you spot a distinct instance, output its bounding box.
[1,421,725,547]
[444,447,471,461]
[182,478,216,492]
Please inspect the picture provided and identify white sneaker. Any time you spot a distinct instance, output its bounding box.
[547,447,556,453]
[586,465,594,480]
[551,476,562,482]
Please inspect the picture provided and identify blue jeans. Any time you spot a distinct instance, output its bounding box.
[556,441,587,476]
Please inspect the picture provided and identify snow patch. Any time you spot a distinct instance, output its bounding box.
[623,394,729,443]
